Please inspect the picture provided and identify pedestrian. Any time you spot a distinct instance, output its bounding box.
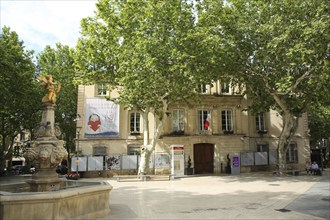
[311,161,319,175]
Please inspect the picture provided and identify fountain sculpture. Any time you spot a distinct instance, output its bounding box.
[23,75,67,191]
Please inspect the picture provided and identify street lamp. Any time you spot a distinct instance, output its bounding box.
[76,126,82,176]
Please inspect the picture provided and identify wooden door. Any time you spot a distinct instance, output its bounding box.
[194,143,214,174]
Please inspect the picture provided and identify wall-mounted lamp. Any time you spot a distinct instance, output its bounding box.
[240,135,248,141]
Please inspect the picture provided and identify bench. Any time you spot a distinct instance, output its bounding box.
[285,170,301,176]
[272,170,305,176]
[114,174,174,182]
[149,174,175,181]
[114,175,150,182]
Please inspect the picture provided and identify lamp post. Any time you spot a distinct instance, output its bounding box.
[76,126,82,177]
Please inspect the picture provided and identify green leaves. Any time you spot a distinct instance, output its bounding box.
[76,0,202,117]
[199,0,330,115]
[0,26,39,169]
[36,43,78,152]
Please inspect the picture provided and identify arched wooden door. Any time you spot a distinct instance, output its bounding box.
[193,143,214,174]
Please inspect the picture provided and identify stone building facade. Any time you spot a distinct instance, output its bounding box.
[76,81,310,174]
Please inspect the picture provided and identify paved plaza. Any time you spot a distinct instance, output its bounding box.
[100,171,330,220]
[1,170,329,220]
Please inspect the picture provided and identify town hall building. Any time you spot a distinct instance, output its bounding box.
[75,81,310,175]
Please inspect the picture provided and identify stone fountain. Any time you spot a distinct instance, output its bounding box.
[0,75,112,220]
[23,75,67,191]
[24,102,67,191]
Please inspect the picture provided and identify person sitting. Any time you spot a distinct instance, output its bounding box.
[311,161,319,175]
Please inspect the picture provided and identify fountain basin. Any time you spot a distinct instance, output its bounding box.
[0,180,112,220]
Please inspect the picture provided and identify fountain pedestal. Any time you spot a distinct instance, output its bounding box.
[24,103,68,192]
[26,168,62,191]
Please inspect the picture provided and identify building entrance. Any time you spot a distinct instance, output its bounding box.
[193,143,214,174]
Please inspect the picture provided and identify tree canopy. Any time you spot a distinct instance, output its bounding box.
[75,0,212,174]
[0,26,40,172]
[75,0,329,173]
[196,0,330,170]
[36,43,78,158]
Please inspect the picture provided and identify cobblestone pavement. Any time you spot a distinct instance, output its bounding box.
[99,170,330,220]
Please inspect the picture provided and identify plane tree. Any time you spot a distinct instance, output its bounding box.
[36,43,78,164]
[196,0,330,172]
[75,0,211,174]
[0,26,40,173]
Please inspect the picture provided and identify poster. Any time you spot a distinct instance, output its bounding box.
[155,154,170,168]
[85,98,119,137]
[106,155,121,170]
[232,155,239,167]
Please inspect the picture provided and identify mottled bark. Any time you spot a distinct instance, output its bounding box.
[138,102,167,176]
[277,112,298,173]
[271,93,299,174]
[138,117,164,175]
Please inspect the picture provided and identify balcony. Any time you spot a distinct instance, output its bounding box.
[223,130,234,135]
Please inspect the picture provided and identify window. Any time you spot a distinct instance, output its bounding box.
[286,143,298,163]
[198,110,210,131]
[97,84,108,96]
[93,146,107,156]
[256,113,266,131]
[221,109,233,132]
[172,109,184,132]
[257,144,269,152]
[130,112,141,133]
[221,82,230,94]
[199,84,208,94]
[127,145,141,155]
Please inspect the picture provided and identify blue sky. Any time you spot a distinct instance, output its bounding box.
[1,0,97,55]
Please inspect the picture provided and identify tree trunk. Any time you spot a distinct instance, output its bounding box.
[277,111,298,174]
[138,103,167,176]
[138,110,150,175]
[138,115,164,175]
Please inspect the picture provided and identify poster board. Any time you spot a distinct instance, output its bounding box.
[155,153,170,168]
[71,156,87,172]
[240,152,254,166]
[255,152,268,165]
[122,155,138,169]
[88,156,104,171]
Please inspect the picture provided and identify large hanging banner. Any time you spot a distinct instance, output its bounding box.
[85,98,119,138]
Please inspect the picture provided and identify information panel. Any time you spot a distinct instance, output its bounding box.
[171,145,185,177]
[255,152,268,165]
[231,154,240,175]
